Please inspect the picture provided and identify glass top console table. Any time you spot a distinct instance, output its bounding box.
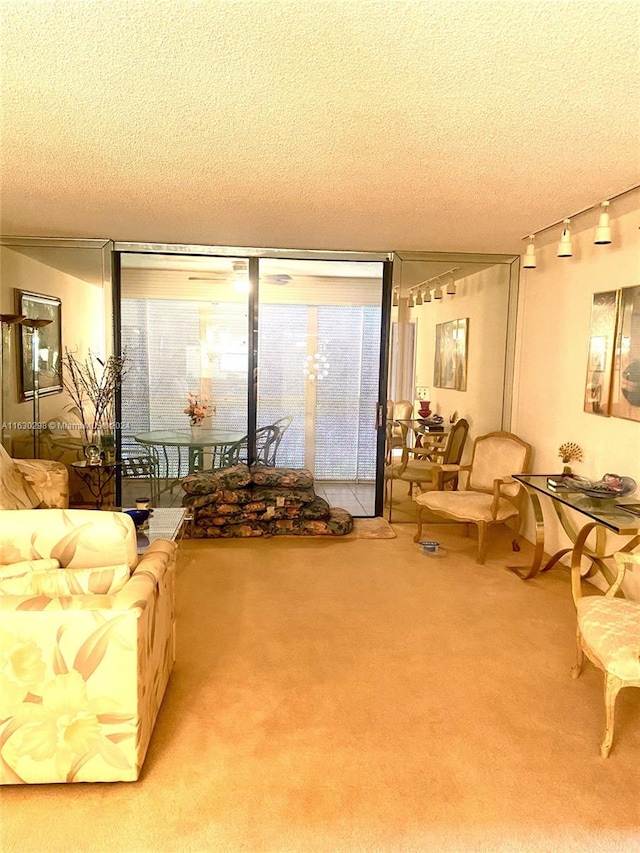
[510,474,640,583]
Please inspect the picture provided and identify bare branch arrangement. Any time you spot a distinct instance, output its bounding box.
[62,349,127,445]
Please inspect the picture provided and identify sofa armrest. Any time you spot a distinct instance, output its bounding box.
[113,539,177,611]
[14,459,69,508]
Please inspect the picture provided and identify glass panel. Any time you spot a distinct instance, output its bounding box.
[257,258,384,516]
[120,254,248,503]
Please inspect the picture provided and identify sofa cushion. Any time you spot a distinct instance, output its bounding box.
[0,558,60,579]
[181,463,252,494]
[0,445,41,511]
[0,509,138,570]
[0,563,130,597]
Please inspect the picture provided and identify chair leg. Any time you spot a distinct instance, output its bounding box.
[571,627,584,679]
[413,505,423,543]
[601,673,623,758]
[476,522,488,564]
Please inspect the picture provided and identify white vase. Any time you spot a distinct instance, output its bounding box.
[190,422,203,437]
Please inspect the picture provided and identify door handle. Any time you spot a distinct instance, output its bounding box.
[375,403,384,429]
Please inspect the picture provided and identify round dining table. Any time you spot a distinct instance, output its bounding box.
[133,428,246,486]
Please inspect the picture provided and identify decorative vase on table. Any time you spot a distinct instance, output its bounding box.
[190,420,203,437]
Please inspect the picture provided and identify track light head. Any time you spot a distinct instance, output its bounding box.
[557,219,572,257]
[446,274,456,295]
[433,280,443,300]
[523,235,537,269]
[594,201,612,244]
[415,289,423,305]
[424,288,432,303]
[392,288,399,307]
[408,291,415,308]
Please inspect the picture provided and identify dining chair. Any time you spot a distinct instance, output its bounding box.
[413,430,532,563]
[271,415,293,465]
[214,425,280,469]
[384,418,469,495]
[120,435,161,505]
[571,551,640,757]
[386,400,413,463]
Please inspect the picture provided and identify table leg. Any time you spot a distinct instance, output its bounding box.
[508,488,552,579]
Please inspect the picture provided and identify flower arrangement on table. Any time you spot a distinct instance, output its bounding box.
[184,392,213,426]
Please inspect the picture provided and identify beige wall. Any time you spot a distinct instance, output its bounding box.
[0,246,107,459]
[409,263,511,457]
[512,190,640,581]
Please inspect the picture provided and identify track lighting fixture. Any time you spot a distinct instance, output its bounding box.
[522,235,537,269]
[594,201,612,244]
[392,288,399,307]
[557,219,572,258]
[423,288,432,303]
[446,274,456,295]
[521,183,639,269]
[433,279,443,300]
[408,291,415,308]
[415,289,423,305]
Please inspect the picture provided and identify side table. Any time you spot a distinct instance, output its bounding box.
[71,460,121,509]
[130,507,188,554]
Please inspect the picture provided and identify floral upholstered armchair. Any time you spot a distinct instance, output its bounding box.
[0,444,69,509]
[0,509,177,783]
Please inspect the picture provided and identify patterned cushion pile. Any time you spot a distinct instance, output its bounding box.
[182,465,354,537]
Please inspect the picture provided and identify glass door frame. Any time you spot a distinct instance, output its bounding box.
[114,242,393,516]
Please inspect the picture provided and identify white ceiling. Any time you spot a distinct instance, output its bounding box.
[1,1,638,255]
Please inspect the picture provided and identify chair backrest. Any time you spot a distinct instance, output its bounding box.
[270,415,293,465]
[443,418,469,465]
[393,400,413,420]
[231,425,280,467]
[255,425,280,465]
[467,431,531,497]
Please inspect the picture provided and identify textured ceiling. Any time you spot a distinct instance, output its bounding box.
[1,0,638,255]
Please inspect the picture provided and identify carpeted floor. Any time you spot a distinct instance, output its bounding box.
[2,523,639,852]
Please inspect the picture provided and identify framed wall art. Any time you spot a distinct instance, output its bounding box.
[16,290,63,401]
[434,317,468,391]
[610,284,640,422]
[583,290,619,416]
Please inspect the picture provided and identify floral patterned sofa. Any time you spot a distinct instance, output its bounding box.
[0,509,177,784]
[0,444,69,509]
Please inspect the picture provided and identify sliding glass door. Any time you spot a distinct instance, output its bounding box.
[117,249,389,516]
[257,259,385,515]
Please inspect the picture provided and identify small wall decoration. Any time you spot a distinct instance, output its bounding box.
[583,290,619,416]
[16,290,63,401]
[611,284,640,422]
[434,318,468,391]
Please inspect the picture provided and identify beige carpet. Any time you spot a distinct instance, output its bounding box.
[2,525,639,852]
[347,517,396,538]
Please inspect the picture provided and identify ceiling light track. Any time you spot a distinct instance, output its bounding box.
[520,181,640,244]
[403,267,460,304]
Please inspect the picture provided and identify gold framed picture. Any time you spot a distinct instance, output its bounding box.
[583,290,619,416]
[611,284,640,422]
[434,318,468,391]
[16,290,63,401]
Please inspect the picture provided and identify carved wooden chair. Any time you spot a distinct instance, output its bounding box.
[571,551,640,757]
[413,430,531,563]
